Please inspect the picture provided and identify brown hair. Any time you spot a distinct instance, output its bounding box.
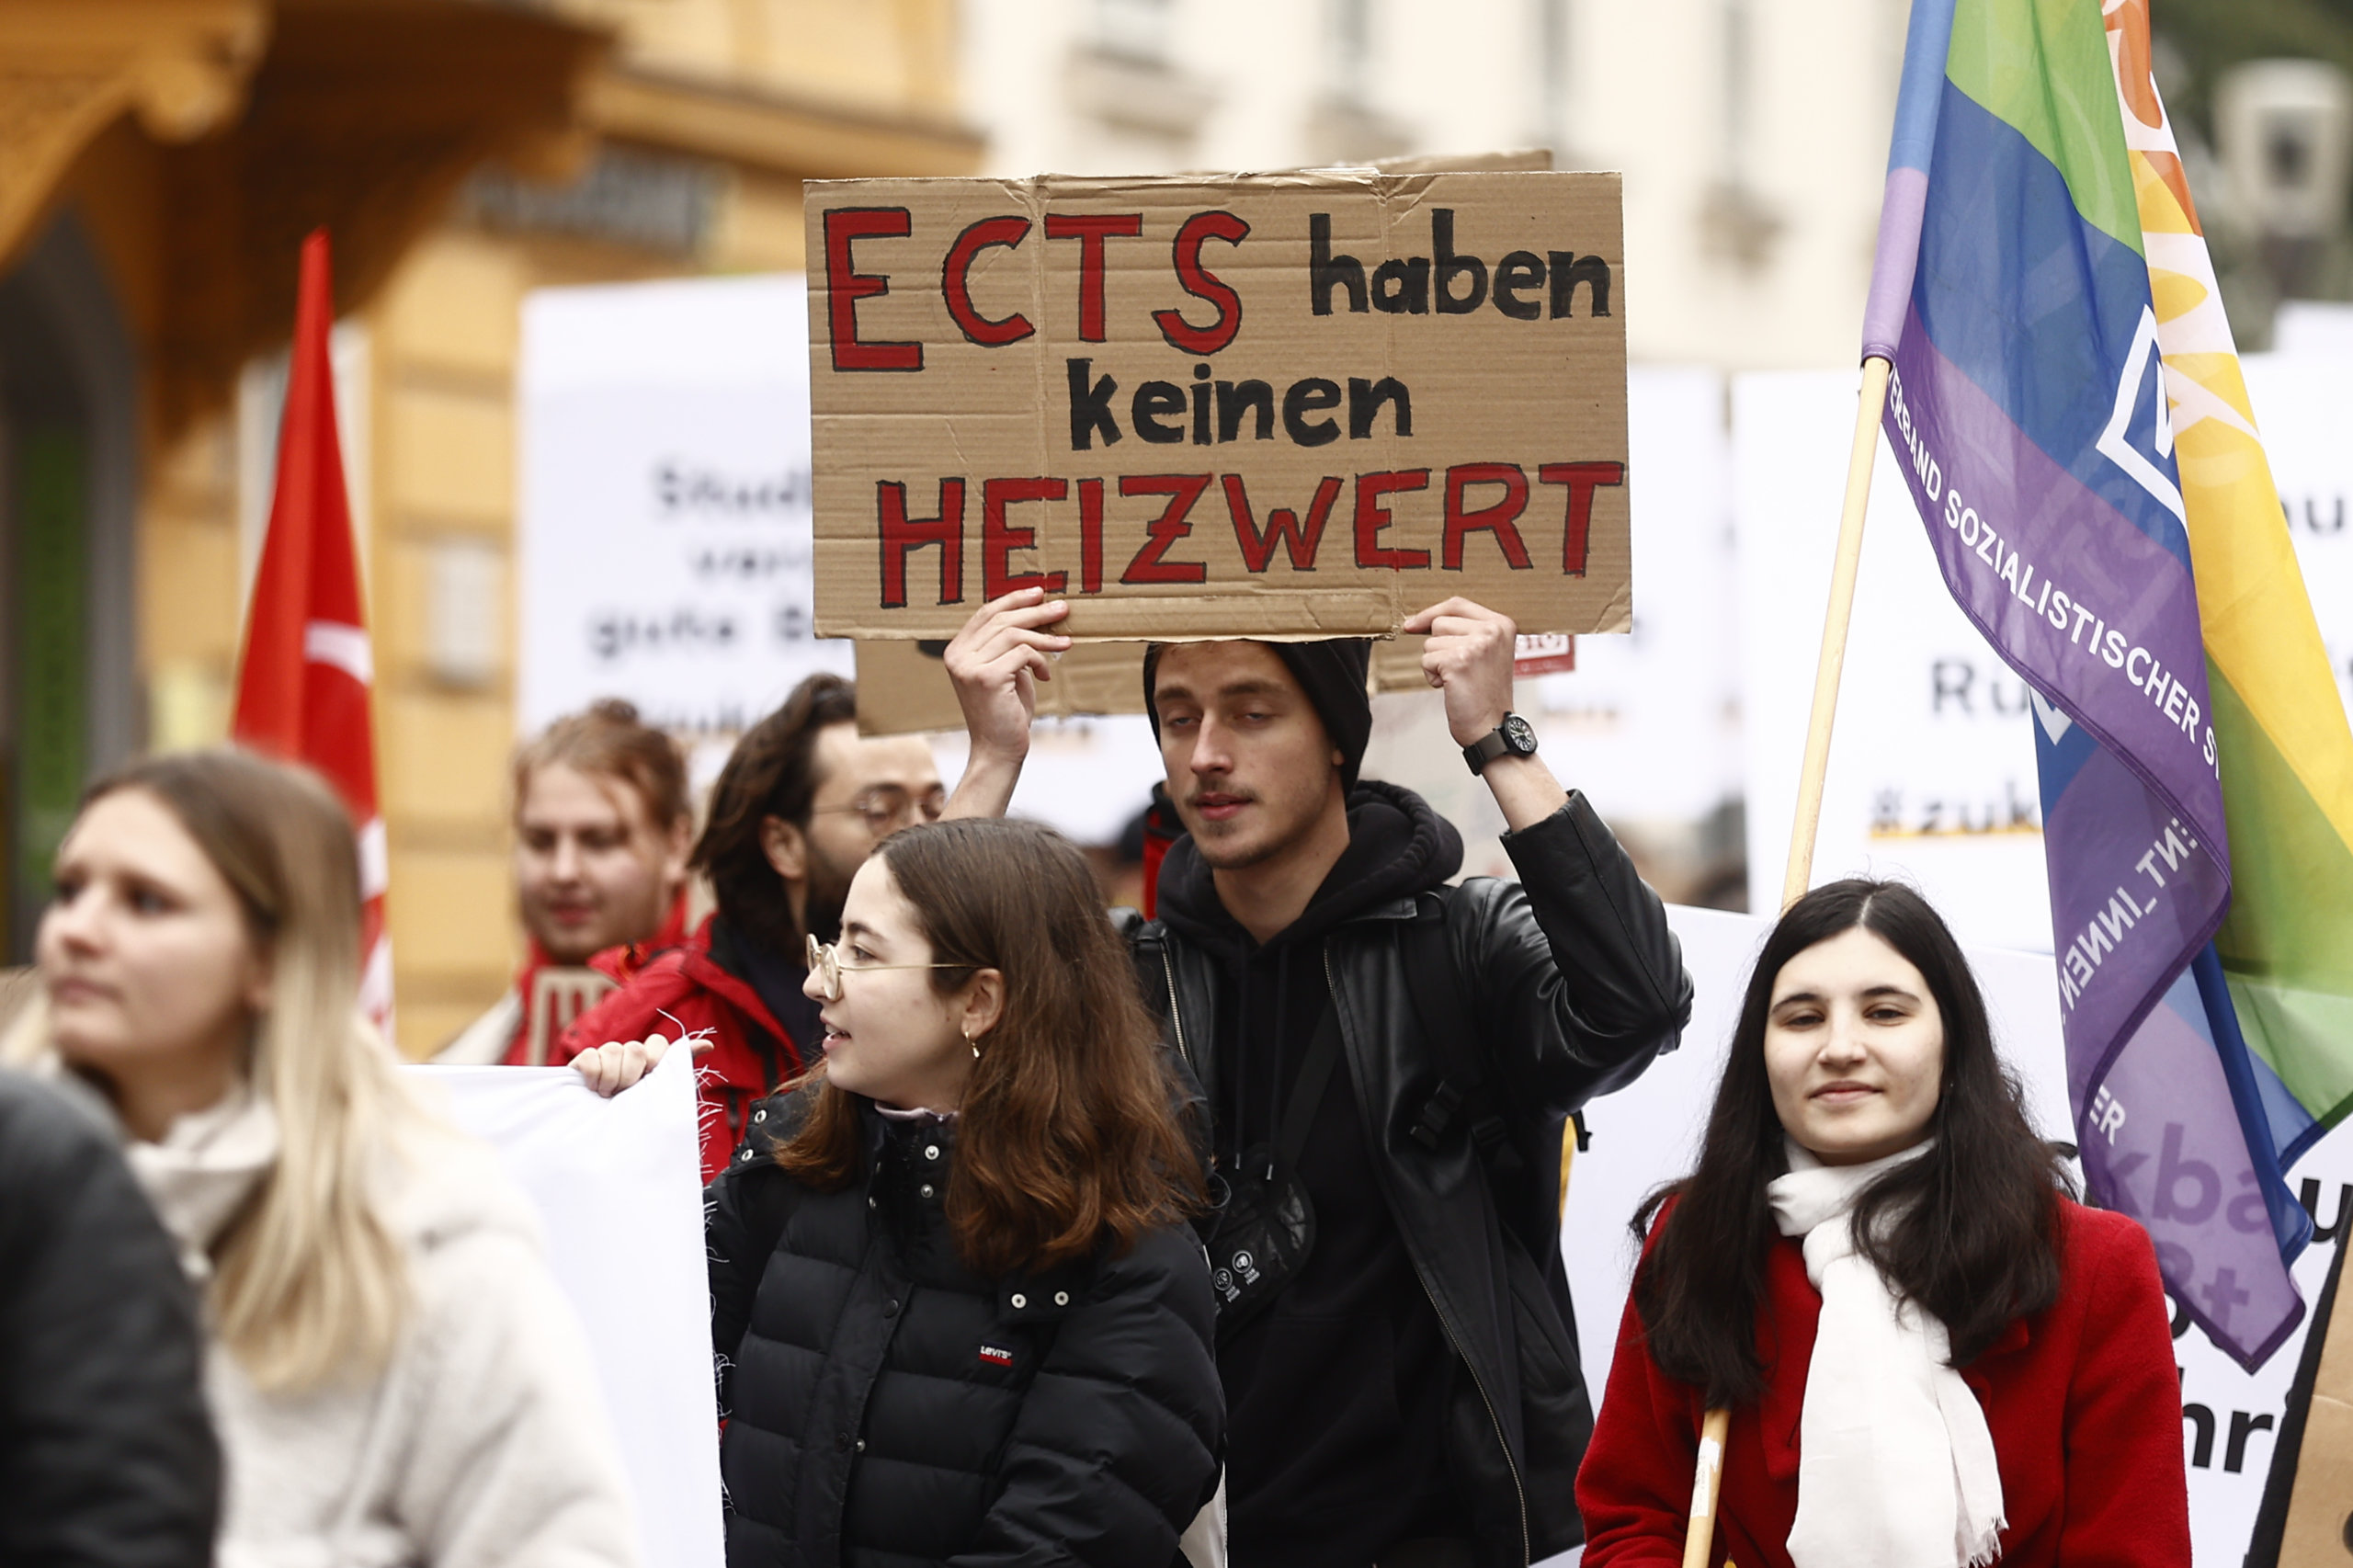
[5,748,428,1391]
[514,699,690,833]
[691,673,856,952]
[771,817,1202,1274]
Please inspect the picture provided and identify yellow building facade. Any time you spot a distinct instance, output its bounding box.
[0,0,979,1052]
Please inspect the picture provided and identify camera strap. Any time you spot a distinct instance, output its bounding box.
[1268,1002,1343,1181]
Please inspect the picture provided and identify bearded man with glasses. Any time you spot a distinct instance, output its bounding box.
[561,673,944,1179]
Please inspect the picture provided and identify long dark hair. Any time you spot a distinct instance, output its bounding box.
[691,674,857,953]
[1632,879,2066,1405]
[772,817,1203,1274]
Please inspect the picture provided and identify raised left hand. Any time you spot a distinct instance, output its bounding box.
[1403,597,1518,747]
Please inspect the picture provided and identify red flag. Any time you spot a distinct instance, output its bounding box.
[232,229,392,1031]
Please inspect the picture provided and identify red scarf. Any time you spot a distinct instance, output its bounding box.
[500,892,691,1066]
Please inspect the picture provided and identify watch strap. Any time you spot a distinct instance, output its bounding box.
[1462,728,1512,776]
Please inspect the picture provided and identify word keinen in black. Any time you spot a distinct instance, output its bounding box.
[1066,359,1411,452]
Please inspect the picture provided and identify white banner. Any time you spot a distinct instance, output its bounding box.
[410,1046,722,1568]
[517,274,851,738]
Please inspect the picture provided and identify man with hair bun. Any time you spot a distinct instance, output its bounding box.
[563,673,946,1180]
[438,699,693,1067]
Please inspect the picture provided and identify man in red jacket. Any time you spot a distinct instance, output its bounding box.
[561,674,944,1179]
[437,699,692,1066]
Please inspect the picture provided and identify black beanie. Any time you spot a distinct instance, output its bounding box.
[1142,639,1375,791]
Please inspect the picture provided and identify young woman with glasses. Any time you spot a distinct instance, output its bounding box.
[3,749,637,1565]
[578,816,1223,1568]
[1575,880,2188,1568]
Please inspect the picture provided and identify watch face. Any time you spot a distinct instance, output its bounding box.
[1501,713,1539,754]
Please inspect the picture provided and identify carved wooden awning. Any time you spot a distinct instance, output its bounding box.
[0,1,270,269]
[1,0,607,431]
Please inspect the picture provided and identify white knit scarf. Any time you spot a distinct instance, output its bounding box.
[1767,1139,2006,1568]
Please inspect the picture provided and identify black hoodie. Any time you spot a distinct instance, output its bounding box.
[1154,781,1472,1566]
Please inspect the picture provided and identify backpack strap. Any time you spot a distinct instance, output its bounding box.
[1395,889,1516,1176]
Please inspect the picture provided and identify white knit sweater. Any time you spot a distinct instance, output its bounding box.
[121,1086,642,1568]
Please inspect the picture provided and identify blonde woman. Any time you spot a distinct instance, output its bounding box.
[2,748,638,1568]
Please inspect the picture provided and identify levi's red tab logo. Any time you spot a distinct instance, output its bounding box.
[978,1344,1014,1368]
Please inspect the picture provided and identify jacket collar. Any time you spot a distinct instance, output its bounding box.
[677,915,806,1053]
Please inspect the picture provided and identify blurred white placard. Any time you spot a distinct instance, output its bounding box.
[1533,365,1741,826]
[412,1047,722,1568]
[517,274,850,737]
[2244,354,2353,724]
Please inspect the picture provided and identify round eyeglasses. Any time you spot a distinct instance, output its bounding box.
[811,785,949,836]
[804,933,968,1002]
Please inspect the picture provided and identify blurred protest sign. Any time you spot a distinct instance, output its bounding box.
[517,274,849,738]
[412,1046,721,1568]
[805,170,1628,642]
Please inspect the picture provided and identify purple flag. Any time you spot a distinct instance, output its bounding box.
[1864,0,2306,1366]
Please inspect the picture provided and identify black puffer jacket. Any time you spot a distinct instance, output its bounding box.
[709,1096,1223,1568]
[0,1069,220,1566]
[1141,785,1691,1567]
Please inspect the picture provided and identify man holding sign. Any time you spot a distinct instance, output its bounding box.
[942,586,1692,1568]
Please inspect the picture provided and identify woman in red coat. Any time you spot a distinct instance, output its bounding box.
[1577,878,2188,1568]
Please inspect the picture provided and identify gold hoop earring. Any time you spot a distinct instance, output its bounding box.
[965,1027,979,1060]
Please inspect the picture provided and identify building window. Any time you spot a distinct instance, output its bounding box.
[1330,0,1374,104]
[1097,0,1175,64]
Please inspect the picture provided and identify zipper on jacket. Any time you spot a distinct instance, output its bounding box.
[1160,946,1195,1079]
[1324,944,1529,1564]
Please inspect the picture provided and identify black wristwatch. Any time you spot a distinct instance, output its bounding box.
[1462,712,1539,775]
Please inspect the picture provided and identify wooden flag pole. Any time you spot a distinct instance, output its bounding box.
[1679,1406,1732,1568]
[1682,354,1893,1568]
[1781,354,1893,910]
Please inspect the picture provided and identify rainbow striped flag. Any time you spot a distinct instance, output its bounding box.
[1865,0,2353,1369]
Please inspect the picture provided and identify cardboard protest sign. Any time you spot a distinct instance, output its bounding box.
[808,171,1629,642]
[2252,1235,2353,1567]
[858,634,1579,735]
[855,639,1152,735]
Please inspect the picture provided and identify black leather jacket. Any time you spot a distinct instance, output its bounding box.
[0,1069,220,1567]
[1133,790,1692,1566]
